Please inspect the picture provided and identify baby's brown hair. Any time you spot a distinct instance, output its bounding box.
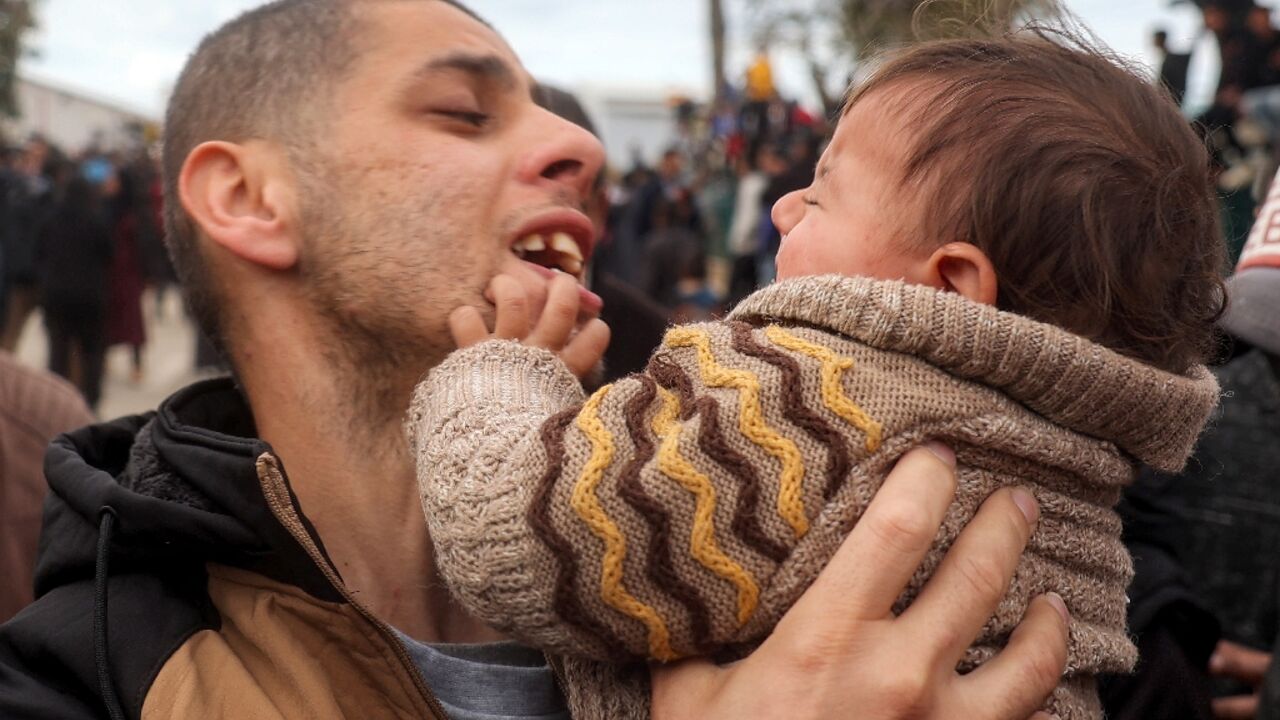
[847,29,1225,374]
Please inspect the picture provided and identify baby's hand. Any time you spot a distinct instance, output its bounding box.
[449,273,611,379]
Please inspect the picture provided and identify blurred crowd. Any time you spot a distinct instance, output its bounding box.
[0,136,171,410]
[591,49,824,326]
[1160,1,1280,261]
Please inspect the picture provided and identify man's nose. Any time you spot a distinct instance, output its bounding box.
[772,189,805,235]
[518,112,606,201]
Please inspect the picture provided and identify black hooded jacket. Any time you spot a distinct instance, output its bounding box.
[0,379,447,719]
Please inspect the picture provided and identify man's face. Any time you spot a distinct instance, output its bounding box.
[294,1,605,374]
[1249,9,1273,36]
[21,140,46,175]
[659,152,684,180]
[1204,7,1228,34]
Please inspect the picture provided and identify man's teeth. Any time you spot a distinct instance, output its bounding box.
[512,231,585,276]
[513,234,547,253]
[549,232,583,262]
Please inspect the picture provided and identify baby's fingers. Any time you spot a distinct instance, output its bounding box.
[561,319,611,378]
[490,275,531,340]
[449,306,491,348]
[528,274,583,351]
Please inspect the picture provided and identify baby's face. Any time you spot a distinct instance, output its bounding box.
[773,91,932,283]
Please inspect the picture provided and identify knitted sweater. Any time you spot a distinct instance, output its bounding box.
[408,275,1220,720]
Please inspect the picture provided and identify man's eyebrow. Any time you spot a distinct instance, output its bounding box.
[415,52,519,90]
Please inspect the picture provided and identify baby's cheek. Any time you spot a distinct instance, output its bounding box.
[774,236,800,279]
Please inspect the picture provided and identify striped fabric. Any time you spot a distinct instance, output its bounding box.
[409,275,1221,720]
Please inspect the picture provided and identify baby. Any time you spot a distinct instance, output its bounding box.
[408,32,1224,719]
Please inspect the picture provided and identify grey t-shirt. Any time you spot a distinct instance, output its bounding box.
[394,631,570,720]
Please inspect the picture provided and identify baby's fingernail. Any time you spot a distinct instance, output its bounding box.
[1209,652,1224,672]
[1012,487,1039,526]
[1045,592,1070,625]
[924,440,955,467]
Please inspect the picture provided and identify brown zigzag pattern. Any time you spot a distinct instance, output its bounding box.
[649,355,791,564]
[528,409,632,660]
[616,376,715,653]
[728,321,854,500]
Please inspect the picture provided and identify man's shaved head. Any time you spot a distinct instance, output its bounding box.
[161,0,487,359]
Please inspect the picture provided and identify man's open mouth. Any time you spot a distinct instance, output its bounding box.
[511,231,585,278]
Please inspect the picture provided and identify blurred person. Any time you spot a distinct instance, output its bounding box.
[742,45,776,158]
[616,148,699,287]
[412,26,1225,720]
[668,247,723,323]
[0,2,1068,719]
[1154,29,1192,106]
[105,169,148,383]
[1245,6,1280,88]
[640,189,705,309]
[37,174,113,408]
[0,351,93,624]
[0,144,20,319]
[1239,7,1280,152]
[755,134,815,285]
[134,159,177,318]
[1199,2,1275,141]
[0,137,55,352]
[725,144,774,304]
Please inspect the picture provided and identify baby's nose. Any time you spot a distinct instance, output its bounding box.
[772,190,805,234]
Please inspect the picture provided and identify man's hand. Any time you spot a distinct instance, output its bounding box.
[1210,640,1273,719]
[651,443,1070,720]
[449,273,610,379]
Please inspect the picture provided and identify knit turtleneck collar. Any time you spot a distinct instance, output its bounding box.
[729,275,1220,472]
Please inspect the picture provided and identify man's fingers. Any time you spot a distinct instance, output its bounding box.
[490,275,530,340]
[449,306,490,348]
[1210,640,1273,684]
[958,593,1069,719]
[650,658,724,716]
[1211,694,1260,720]
[562,319,611,378]
[904,486,1038,662]
[528,274,582,350]
[787,443,957,624]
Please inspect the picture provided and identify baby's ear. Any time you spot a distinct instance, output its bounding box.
[926,242,999,306]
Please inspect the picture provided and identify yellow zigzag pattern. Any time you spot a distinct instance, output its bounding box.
[765,327,884,452]
[652,387,761,626]
[571,386,678,661]
[665,327,810,538]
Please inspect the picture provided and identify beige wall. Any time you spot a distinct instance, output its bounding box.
[4,77,156,154]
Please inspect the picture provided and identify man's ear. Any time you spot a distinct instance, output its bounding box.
[179,140,300,271]
[923,242,999,306]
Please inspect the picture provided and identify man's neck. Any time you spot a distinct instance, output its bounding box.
[237,324,505,644]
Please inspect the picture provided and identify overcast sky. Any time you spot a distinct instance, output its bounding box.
[21,0,1222,118]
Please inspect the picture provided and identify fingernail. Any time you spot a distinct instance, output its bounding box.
[924,440,956,467]
[1045,592,1070,625]
[1209,652,1224,672]
[1012,487,1039,526]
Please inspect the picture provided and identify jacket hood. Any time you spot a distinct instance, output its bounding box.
[34,378,341,603]
[730,275,1221,473]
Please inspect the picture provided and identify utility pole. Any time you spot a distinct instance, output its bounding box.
[711,0,728,104]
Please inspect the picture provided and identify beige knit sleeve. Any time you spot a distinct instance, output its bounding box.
[406,339,597,652]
